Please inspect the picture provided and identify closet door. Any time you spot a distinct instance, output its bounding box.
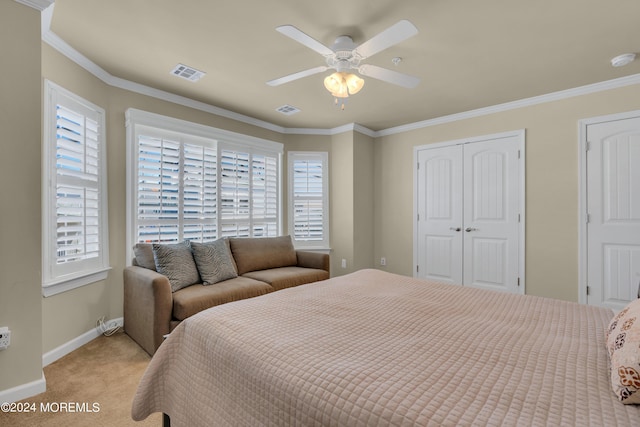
[416,145,463,285]
[415,132,523,294]
[463,137,521,293]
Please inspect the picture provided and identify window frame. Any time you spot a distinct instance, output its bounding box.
[287,151,330,250]
[125,109,283,263]
[42,80,110,297]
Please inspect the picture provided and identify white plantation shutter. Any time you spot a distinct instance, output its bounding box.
[251,154,278,237]
[55,105,101,263]
[43,81,110,295]
[126,109,283,257]
[183,143,217,241]
[288,152,329,249]
[135,135,218,243]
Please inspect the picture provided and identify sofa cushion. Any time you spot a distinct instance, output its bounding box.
[229,235,297,275]
[153,241,200,292]
[243,266,329,291]
[190,239,238,285]
[172,277,273,320]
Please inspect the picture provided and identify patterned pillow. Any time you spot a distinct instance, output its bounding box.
[607,298,640,404]
[190,239,238,285]
[152,241,200,292]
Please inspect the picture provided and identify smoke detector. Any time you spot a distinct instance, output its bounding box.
[610,53,636,67]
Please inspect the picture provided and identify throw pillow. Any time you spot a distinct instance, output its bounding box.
[133,243,156,271]
[607,298,640,404]
[190,239,238,285]
[152,241,200,292]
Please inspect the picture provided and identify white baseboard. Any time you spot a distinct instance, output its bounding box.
[42,317,124,367]
[0,373,46,404]
[0,317,124,404]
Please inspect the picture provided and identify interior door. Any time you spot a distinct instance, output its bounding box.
[586,116,640,310]
[416,145,463,284]
[463,137,521,293]
[415,132,523,293]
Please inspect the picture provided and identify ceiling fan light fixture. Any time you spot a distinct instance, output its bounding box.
[324,72,365,98]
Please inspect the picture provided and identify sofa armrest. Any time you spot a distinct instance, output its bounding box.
[123,266,173,356]
[296,251,330,275]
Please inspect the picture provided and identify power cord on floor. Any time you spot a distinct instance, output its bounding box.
[96,316,121,336]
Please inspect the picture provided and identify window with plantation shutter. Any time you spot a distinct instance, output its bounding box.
[43,81,110,296]
[126,109,283,263]
[288,152,329,249]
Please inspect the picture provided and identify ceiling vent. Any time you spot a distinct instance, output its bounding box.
[170,64,206,82]
[276,104,301,115]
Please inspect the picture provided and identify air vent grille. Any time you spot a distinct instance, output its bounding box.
[170,64,206,82]
[276,104,301,115]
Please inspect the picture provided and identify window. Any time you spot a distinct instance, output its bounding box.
[43,80,110,296]
[126,109,282,260]
[288,152,329,249]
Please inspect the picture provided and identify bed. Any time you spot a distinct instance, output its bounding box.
[131,269,640,426]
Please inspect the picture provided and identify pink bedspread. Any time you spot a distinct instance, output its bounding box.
[132,269,640,426]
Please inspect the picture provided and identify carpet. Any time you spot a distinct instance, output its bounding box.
[0,332,161,426]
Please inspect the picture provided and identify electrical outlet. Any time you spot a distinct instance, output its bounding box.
[0,327,11,350]
[341,259,347,268]
[380,257,386,266]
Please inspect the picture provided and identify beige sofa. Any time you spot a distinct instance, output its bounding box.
[124,235,330,355]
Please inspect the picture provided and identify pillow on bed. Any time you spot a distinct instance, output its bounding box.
[190,239,238,285]
[607,298,640,404]
[153,241,200,292]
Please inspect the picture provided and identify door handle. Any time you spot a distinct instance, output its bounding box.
[465,227,477,232]
[449,227,461,232]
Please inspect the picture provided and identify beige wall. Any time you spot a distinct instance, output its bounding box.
[0,1,43,391]
[374,84,640,302]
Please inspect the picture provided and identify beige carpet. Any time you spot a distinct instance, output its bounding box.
[0,332,161,426]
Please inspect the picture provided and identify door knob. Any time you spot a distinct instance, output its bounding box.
[465,227,477,232]
[449,227,461,232]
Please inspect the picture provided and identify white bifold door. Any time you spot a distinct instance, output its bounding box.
[415,132,524,294]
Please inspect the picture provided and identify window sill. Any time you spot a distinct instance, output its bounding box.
[42,267,112,297]
[294,246,331,254]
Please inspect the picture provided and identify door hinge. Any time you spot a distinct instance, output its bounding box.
[417,213,419,221]
[586,141,591,151]
[587,286,591,296]
[416,265,419,273]
[586,213,590,224]
[417,162,420,170]
[517,277,520,287]
[518,213,521,223]
[518,149,521,159]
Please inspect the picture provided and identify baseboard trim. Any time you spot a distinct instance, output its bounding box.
[42,317,124,367]
[0,373,46,403]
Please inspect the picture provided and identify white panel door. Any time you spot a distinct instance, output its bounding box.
[463,137,521,293]
[416,145,463,284]
[586,117,640,310]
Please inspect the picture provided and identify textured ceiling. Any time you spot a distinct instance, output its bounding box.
[50,0,640,131]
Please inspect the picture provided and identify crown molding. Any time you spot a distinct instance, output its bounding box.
[14,0,53,11]
[376,73,640,137]
[38,4,640,139]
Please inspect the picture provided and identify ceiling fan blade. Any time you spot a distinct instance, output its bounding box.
[276,25,334,56]
[358,64,420,88]
[355,20,418,59]
[266,66,328,86]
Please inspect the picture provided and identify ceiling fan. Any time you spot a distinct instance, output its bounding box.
[267,20,420,103]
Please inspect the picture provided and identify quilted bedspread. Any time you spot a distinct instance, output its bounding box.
[132,269,640,426]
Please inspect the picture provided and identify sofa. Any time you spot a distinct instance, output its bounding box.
[124,235,330,355]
